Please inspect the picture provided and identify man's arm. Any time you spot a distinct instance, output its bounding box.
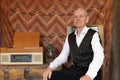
[49,36,70,70]
[43,37,70,80]
[85,32,104,79]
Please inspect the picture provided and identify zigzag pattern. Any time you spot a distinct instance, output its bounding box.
[1,0,112,53]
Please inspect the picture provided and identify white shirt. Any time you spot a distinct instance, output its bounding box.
[49,26,104,80]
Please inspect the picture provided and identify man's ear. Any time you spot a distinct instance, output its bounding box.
[85,16,89,23]
[71,17,74,25]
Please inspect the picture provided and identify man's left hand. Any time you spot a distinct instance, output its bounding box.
[80,75,92,80]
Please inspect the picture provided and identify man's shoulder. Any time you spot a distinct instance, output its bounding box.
[69,31,75,36]
[88,28,97,34]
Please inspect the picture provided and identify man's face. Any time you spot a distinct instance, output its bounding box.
[73,9,89,28]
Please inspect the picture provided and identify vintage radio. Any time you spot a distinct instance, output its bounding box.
[0,47,43,65]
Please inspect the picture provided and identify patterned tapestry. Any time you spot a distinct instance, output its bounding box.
[0,0,114,80]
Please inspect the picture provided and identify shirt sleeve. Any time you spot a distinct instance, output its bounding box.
[86,32,104,79]
[49,36,70,70]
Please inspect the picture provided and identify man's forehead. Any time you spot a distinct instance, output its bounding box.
[74,8,87,15]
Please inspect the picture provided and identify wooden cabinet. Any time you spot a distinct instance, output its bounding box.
[13,32,40,48]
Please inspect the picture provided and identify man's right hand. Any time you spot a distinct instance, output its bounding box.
[43,67,52,80]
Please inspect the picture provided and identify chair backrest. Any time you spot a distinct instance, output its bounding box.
[13,32,40,48]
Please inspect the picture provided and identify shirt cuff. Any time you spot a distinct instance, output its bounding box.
[86,71,97,80]
[49,63,56,70]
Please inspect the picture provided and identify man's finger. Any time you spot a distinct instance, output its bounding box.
[45,72,48,80]
[49,72,52,79]
[43,73,45,80]
[43,72,48,80]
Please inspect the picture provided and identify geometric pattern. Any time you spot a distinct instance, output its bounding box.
[0,0,114,80]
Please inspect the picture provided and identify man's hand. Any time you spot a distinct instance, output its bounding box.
[80,75,92,80]
[43,67,52,80]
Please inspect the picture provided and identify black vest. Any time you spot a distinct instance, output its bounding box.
[68,29,96,67]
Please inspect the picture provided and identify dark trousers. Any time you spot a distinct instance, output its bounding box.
[48,65,101,80]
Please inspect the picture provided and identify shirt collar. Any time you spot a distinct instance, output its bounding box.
[75,26,89,36]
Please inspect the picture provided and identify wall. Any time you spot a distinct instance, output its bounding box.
[0,0,113,80]
[110,0,120,80]
[0,2,3,47]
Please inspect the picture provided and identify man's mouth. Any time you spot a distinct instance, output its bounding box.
[76,22,81,24]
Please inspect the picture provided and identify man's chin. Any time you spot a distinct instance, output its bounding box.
[74,24,84,28]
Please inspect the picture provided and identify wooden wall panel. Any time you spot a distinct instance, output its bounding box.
[0,0,113,80]
[110,0,120,80]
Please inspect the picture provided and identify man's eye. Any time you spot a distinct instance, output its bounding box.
[80,15,84,18]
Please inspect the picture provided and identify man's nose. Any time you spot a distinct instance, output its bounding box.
[76,17,81,21]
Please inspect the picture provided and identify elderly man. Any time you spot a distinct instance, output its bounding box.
[43,7,104,80]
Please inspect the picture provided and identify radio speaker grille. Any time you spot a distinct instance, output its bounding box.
[1,54,9,63]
